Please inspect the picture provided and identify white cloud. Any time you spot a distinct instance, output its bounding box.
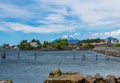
[38,14,65,24]
[1,22,78,33]
[0,27,6,31]
[74,33,80,36]
[46,14,64,22]
[36,0,120,28]
[89,30,120,39]
[70,0,120,27]
[0,3,33,18]
[0,0,120,35]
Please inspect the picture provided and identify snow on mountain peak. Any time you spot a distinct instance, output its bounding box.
[61,35,80,43]
[61,35,76,40]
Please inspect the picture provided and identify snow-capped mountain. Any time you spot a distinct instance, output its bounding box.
[52,35,80,44]
[105,37,118,41]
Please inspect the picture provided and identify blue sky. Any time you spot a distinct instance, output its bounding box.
[0,0,120,45]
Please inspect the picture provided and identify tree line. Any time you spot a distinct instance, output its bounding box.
[2,38,111,50]
[18,39,68,50]
[18,38,100,50]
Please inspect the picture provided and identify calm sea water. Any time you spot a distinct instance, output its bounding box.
[0,50,120,83]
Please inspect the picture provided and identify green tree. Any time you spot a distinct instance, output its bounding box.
[42,41,49,48]
[112,44,120,47]
[36,40,42,49]
[2,44,10,49]
[80,39,100,43]
[19,40,31,50]
[31,39,36,42]
[30,39,42,49]
[53,39,68,49]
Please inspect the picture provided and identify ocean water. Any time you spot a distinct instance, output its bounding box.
[0,50,120,83]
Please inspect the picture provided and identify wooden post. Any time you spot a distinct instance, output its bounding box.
[2,48,6,58]
[73,53,76,60]
[82,51,84,60]
[18,49,20,59]
[64,55,66,59]
[83,54,86,60]
[96,53,98,60]
[105,55,107,60]
[82,51,85,61]
[105,55,109,60]
[107,55,109,60]
[35,50,36,60]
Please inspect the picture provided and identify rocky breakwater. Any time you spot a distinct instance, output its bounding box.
[44,69,120,83]
[93,47,120,57]
[0,80,12,83]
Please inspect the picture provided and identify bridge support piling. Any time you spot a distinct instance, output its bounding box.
[18,51,20,59]
[82,53,86,61]
[2,49,6,59]
[73,53,76,60]
[34,51,36,60]
[105,55,110,61]
[96,53,98,60]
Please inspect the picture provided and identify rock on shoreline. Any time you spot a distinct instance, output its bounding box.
[44,69,120,83]
[0,80,12,83]
[93,47,120,57]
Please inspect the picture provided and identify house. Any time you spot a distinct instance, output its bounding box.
[68,43,79,48]
[30,42,38,47]
[12,45,19,49]
[119,40,120,43]
[105,37,119,44]
[100,40,108,44]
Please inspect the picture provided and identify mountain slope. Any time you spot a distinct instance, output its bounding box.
[52,35,80,44]
[105,37,118,41]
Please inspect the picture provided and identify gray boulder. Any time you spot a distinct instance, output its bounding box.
[86,75,96,83]
[0,80,12,83]
[105,75,117,83]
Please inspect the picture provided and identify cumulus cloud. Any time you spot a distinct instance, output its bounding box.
[1,22,79,33]
[89,30,120,39]
[0,3,33,18]
[0,0,120,36]
[0,27,6,31]
[36,0,120,27]
[38,14,65,25]
[46,14,64,22]
[74,33,80,36]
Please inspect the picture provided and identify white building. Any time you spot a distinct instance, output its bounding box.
[30,42,38,47]
[119,40,120,43]
[105,37,119,44]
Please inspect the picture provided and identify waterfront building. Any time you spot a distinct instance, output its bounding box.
[100,40,108,44]
[119,40,120,43]
[12,45,19,49]
[105,37,119,44]
[30,42,38,47]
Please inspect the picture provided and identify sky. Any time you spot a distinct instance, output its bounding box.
[0,0,120,45]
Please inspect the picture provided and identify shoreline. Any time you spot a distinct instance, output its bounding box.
[93,47,120,57]
[44,69,120,83]
[1,48,91,51]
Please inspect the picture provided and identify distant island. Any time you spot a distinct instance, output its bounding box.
[1,36,120,51]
